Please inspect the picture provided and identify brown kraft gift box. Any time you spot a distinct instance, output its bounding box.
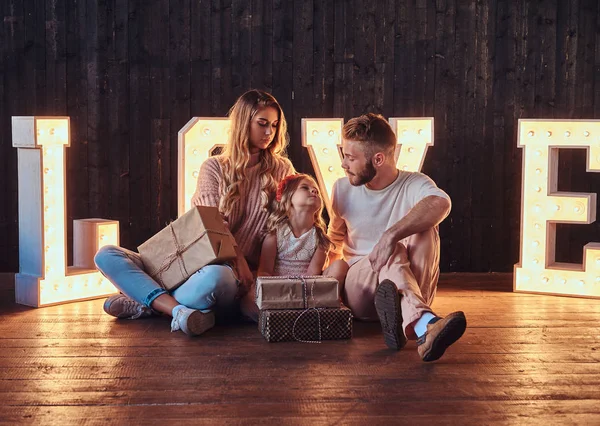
[259,306,353,343]
[255,276,340,310]
[138,206,237,291]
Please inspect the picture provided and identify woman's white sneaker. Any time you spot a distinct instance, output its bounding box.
[171,307,215,336]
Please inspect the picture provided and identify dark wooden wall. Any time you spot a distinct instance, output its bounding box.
[1,0,599,273]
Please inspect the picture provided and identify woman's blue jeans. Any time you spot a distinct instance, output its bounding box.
[94,245,239,312]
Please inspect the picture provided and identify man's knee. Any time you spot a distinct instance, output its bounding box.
[345,274,376,298]
[389,242,409,264]
[406,228,438,252]
[344,278,378,320]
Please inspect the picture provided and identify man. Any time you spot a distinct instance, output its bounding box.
[325,113,466,362]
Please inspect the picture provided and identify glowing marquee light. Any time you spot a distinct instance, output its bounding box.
[301,119,345,211]
[177,118,230,217]
[301,117,434,214]
[12,117,119,307]
[515,119,600,298]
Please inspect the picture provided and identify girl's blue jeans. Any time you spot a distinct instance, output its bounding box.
[94,245,239,312]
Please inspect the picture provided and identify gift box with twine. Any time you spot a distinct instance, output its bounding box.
[138,206,237,291]
[259,306,353,343]
[255,276,340,310]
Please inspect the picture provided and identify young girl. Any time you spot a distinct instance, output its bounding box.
[258,173,348,284]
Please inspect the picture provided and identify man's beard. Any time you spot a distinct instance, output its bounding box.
[348,158,377,186]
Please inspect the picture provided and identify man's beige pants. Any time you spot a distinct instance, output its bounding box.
[338,227,440,339]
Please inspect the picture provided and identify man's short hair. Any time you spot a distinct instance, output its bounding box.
[342,113,396,158]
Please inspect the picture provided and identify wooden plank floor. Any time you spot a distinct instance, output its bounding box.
[1,273,600,425]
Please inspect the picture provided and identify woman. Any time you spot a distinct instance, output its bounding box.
[95,89,295,335]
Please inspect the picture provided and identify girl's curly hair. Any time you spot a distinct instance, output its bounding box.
[267,173,333,253]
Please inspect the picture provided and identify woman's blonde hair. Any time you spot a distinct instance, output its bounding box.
[219,89,289,218]
[266,173,332,252]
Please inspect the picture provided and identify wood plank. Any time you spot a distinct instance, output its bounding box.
[422,1,436,117]
[352,0,376,116]
[231,0,251,94]
[291,0,313,171]
[250,0,273,90]
[44,0,67,112]
[190,0,211,116]
[373,0,394,114]
[86,0,110,219]
[0,2,6,272]
[148,0,171,234]
[107,0,131,245]
[211,0,233,114]
[468,0,495,272]
[312,0,334,117]
[210,0,223,115]
[412,0,428,116]
[393,0,412,115]
[533,0,557,118]
[491,0,513,272]
[127,0,152,247]
[1,401,600,424]
[65,0,90,263]
[169,0,191,218]
[574,3,599,142]
[432,0,455,272]
[4,379,600,406]
[149,118,172,230]
[450,0,475,271]
[519,0,538,118]
[271,0,293,158]
[4,375,600,396]
[332,1,353,119]
[333,0,354,65]
[33,0,47,112]
[0,0,24,273]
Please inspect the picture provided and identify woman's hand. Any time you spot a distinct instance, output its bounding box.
[234,255,255,298]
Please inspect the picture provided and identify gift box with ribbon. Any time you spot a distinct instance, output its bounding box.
[138,206,237,291]
[259,306,353,343]
[255,276,340,310]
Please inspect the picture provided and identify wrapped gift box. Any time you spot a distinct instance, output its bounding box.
[138,206,237,290]
[259,306,353,343]
[255,276,340,310]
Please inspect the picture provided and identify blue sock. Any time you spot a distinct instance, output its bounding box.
[414,312,437,337]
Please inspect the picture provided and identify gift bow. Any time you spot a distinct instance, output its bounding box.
[290,276,323,344]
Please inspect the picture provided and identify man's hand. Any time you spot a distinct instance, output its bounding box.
[368,195,450,272]
[368,233,396,273]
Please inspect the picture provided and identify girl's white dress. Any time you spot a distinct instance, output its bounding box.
[273,223,317,276]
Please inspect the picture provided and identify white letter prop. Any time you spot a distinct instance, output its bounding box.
[177,118,229,217]
[515,119,600,298]
[12,117,119,307]
[302,117,434,215]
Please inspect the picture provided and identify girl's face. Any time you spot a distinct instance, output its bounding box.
[248,106,279,154]
[290,178,322,212]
